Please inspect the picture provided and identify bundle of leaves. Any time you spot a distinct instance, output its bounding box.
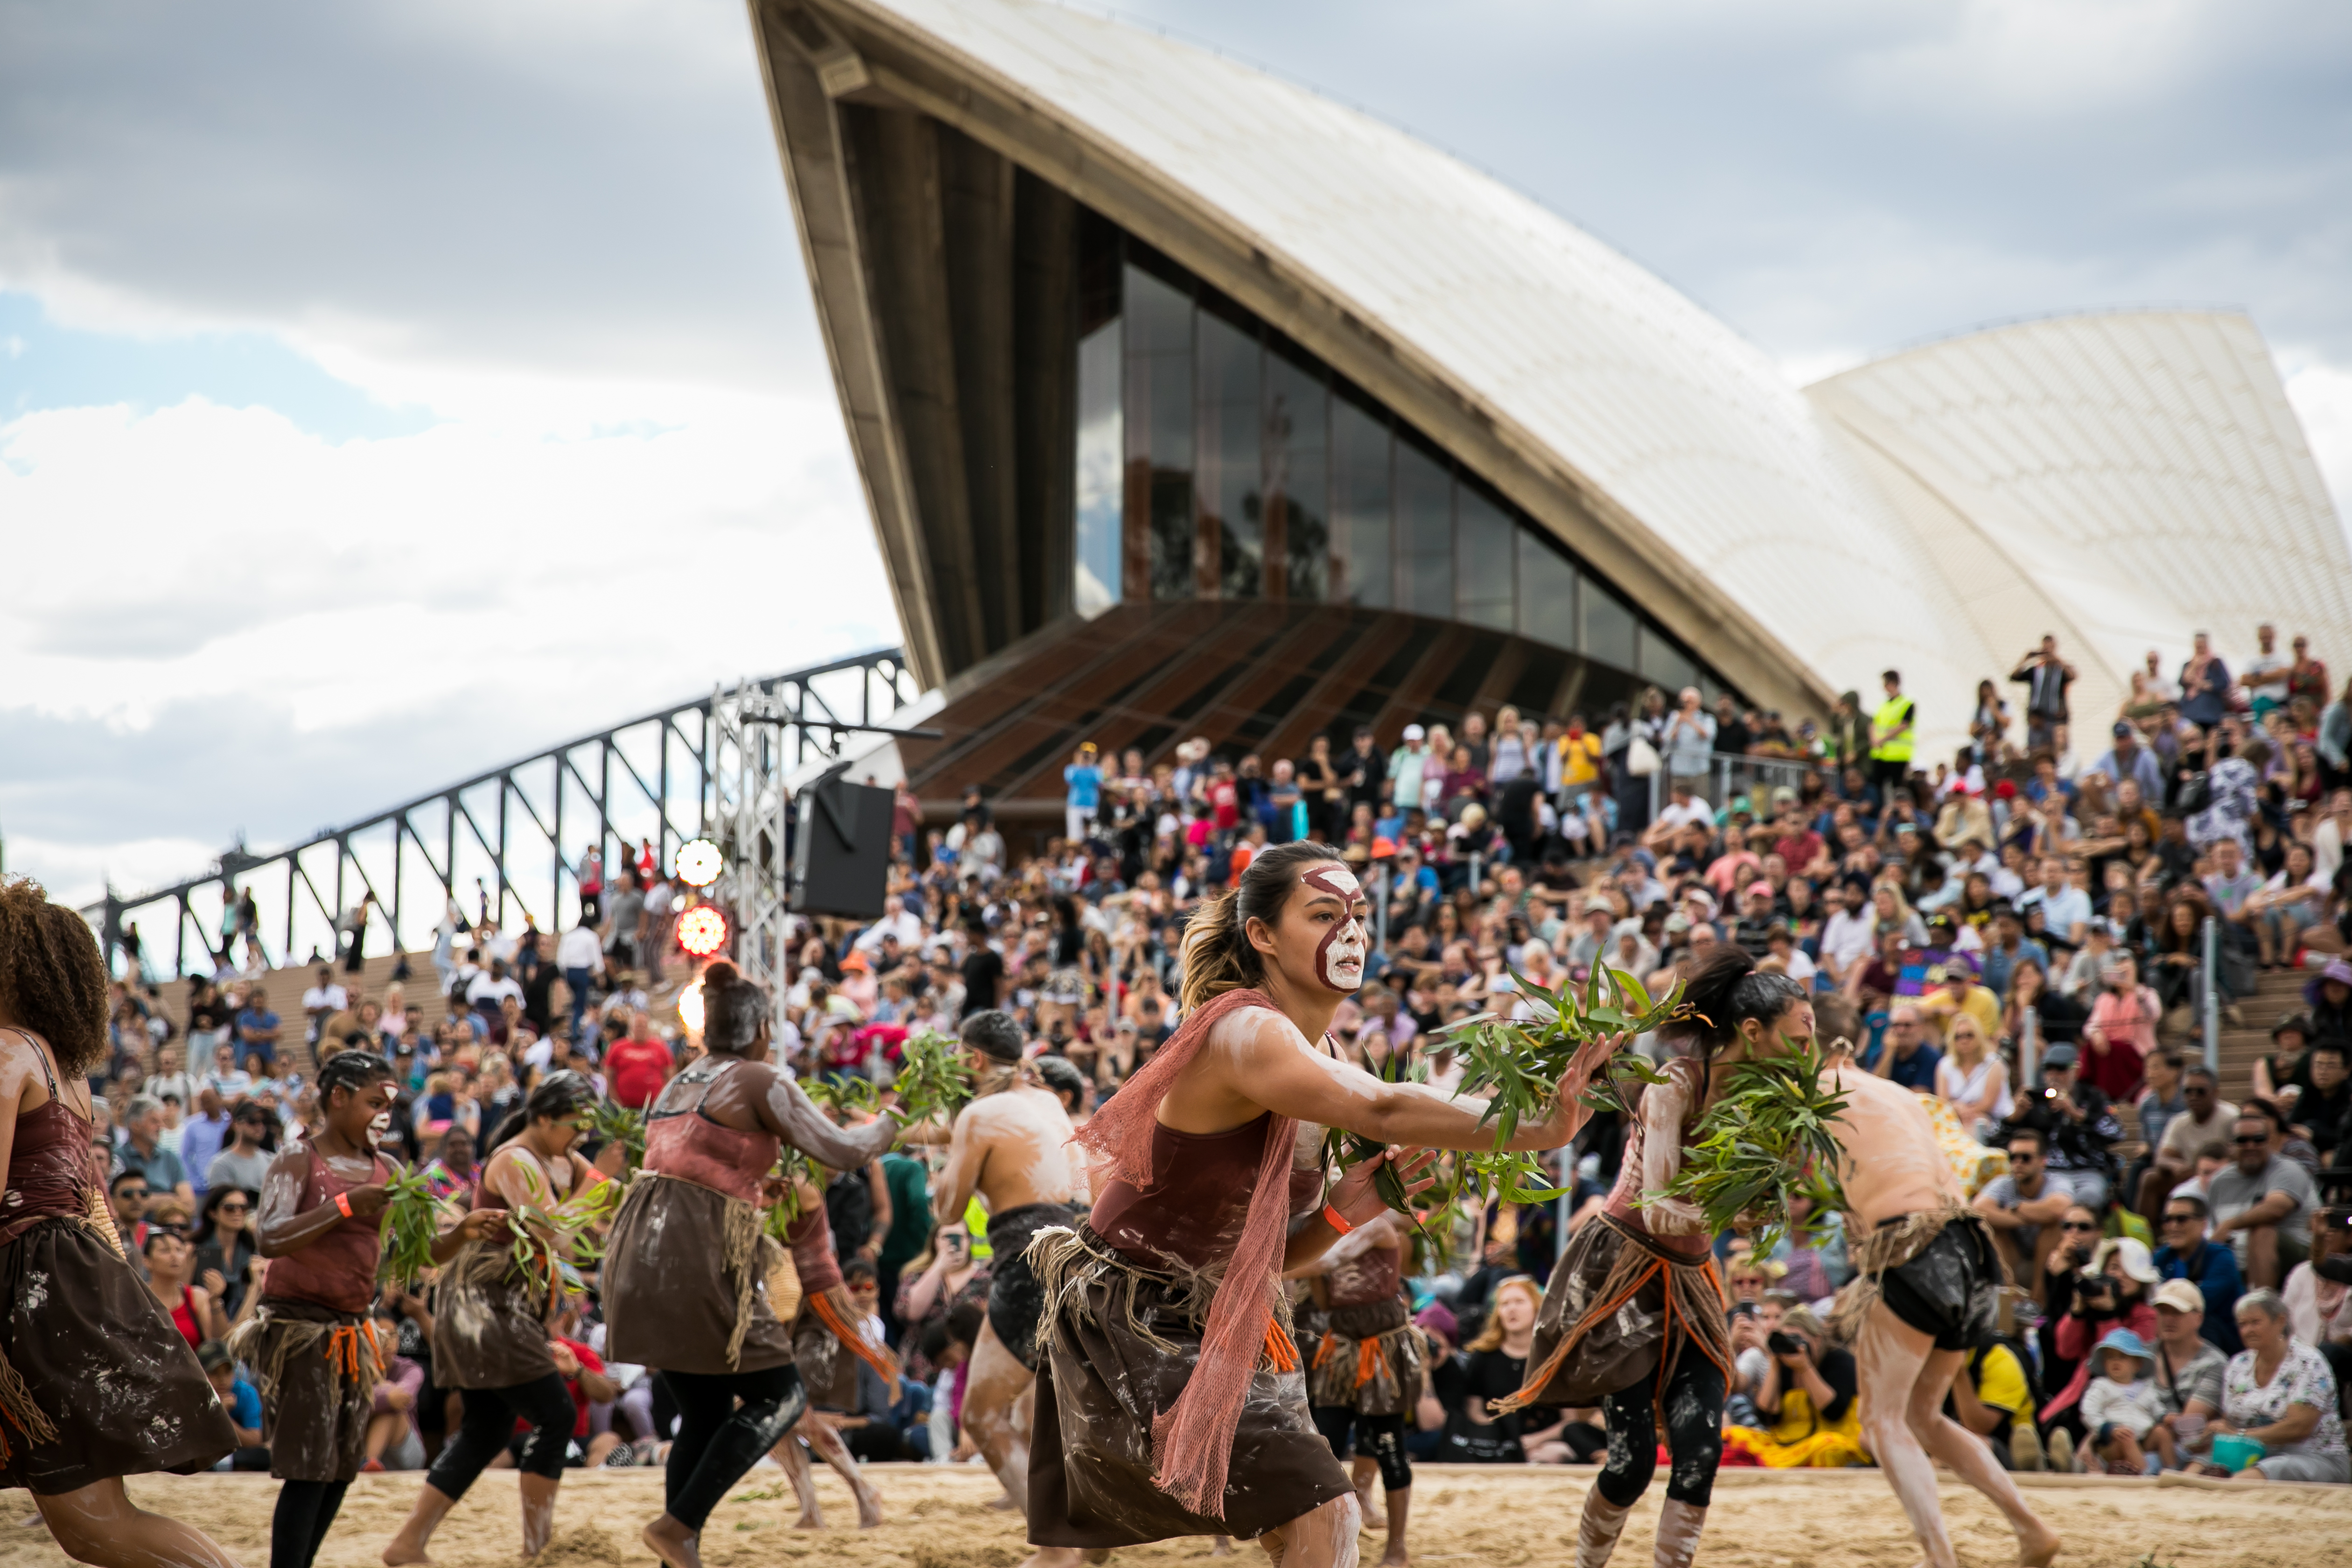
[888,1029,972,1130]
[1642,1037,1851,1253]
[377,1166,461,1286]
[763,1148,813,1238]
[504,1158,622,1308]
[587,1101,647,1176]
[801,1075,881,1120]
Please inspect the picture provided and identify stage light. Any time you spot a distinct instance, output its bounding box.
[673,837,723,888]
[678,980,705,1034]
[677,905,729,957]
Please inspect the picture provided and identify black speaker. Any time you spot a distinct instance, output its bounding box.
[791,776,894,919]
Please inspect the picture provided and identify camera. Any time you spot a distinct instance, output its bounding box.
[1729,1302,1757,1321]
[1767,1331,1804,1358]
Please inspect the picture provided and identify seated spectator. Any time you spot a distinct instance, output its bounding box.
[205,1102,275,1198]
[192,1183,259,1322]
[364,1302,428,1472]
[2147,1279,2228,1456]
[2039,1237,2160,1465]
[1723,1304,1866,1467]
[1407,1305,1459,1462]
[2280,1211,2352,1399]
[1999,1043,2120,1211]
[2291,1041,2351,1163]
[1936,1014,2011,1140]
[2081,1329,2167,1474]
[2153,1193,2246,1355]
[2187,1289,2350,1483]
[200,1341,270,1472]
[1876,1002,1943,1092]
[1943,1334,2039,1471]
[2138,1064,2236,1225]
[2211,1107,2318,1288]
[1434,1275,1546,1463]
[1728,1288,1797,1426]
[2080,951,2159,1105]
[1976,1129,2076,1294]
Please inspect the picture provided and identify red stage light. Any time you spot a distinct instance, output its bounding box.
[677,905,729,958]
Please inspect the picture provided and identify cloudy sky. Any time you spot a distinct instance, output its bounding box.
[4,0,2346,910]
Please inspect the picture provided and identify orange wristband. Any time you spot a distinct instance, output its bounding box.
[1322,1203,1354,1236]
[335,1192,353,1219]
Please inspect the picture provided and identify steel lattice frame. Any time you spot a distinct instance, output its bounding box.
[84,649,918,981]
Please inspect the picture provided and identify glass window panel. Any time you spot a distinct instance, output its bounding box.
[1196,307,1262,599]
[1073,312,1123,618]
[1330,391,1391,608]
[1581,574,1638,669]
[1124,263,1194,601]
[1638,627,1699,693]
[1518,529,1578,651]
[1456,483,1514,630]
[1394,432,1453,619]
[1265,349,1327,602]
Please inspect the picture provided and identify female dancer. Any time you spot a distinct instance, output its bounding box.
[0,876,240,1568]
[771,1184,900,1530]
[1027,841,1621,1566]
[1295,1209,1421,1568]
[1498,945,1802,1568]
[238,1051,504,1568]
[382,1072,607,1566]
[602,960,900,1568]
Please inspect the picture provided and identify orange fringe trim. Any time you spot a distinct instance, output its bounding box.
[324,1321,381,1382]
[1261,1320,1299,1373]
[808,1287,901,1393]
[1494,1247,1733,1416]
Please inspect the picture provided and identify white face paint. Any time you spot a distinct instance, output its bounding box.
[1302,865,1370,994]
[368,1111,394,1147]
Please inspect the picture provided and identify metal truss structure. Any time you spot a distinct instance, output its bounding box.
[86,649,919,980]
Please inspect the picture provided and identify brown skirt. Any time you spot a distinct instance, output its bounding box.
[0,1216,235,1494]
[430,1240,555,1391]
[1306,1297,1424,1417]
[227,1299,378,1483]
[604,1176,795,1376]
[1028,1225,1351,1546]
[1508,1214,1731,1412]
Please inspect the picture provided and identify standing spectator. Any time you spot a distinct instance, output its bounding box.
[1869,669,1917,797]
[2239,624,2292,719]
[1388,725,1428,815]
[557,915,602,1041]
[603,1012,674,1110]
[1660,687,1716,792]
[2210,1109,2317,1288]
[603,871,646,976]
[1063,742,1103,844]
[234,987,282,1072]
[2179,632,2232,729]
[875,1147,932,1345]
[2153,1194,2245,1356]
[2011,636,2076,751]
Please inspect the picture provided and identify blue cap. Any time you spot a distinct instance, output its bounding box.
[2094,1327,2154,1363]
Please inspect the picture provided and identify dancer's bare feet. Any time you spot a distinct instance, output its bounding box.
[641,1515,704,1568]
[2017,1519,2063,1568]
[850,1479,885,1530]
[381,1530,434,1566]
[1013,1549,1090,1568]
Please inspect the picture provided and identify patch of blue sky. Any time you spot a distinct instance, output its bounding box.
[0,291,437,442]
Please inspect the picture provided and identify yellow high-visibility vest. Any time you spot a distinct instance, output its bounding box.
[1871,695,1915,762]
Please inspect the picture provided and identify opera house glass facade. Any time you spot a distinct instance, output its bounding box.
[1070,218,1723,701]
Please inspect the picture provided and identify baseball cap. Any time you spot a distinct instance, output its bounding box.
[1584,893,1616,914]
[2151,1280,2205,1315]
[1771,785,1797,804]
[2113,721,2134,737]
[198,1342,233,1372]
[1402,724,1426,741]
[2040,1042,2079,1070]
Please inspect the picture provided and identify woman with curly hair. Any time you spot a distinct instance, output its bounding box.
[0,876,240,1567]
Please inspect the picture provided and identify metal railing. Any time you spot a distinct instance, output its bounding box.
[86,649,918,980]
[1646,750,1816,822]
[2200,914,2222,1074]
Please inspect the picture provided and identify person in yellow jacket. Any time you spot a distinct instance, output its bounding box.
[1869,670,1916,798]
[1723,1306,1871,1467]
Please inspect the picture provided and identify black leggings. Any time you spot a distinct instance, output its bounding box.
[426,1374,576,1498]
[1312,1407,1411,1494]
[664,1365,808,1532]
[270,1479,348,1568]
[1596,1355,1726,1510]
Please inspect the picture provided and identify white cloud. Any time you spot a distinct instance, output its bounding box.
[1846,0,2212,114]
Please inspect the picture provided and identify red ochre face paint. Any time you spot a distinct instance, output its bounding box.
[1301,865,1369,994]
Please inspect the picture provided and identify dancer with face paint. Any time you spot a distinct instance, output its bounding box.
[1026,841,1623,1568]
[0,877,241,1568]
[1496,945,1801,1568]
[1293,1208,1421,1568]
[928,1011,1086,1560]
[238,1051,505,1568]
[603,961,903,1568]
[382,1072,608,1566]
[1821,1048,2061,1568]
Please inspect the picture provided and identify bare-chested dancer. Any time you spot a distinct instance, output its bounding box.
[927,1011,1087,1560]
[1026,841,1621,1568]
[1290,1209,1419,1568]
[1824,1045,2062,1568]
[0,878,241,1568]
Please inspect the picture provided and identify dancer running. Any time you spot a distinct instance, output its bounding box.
[1497,945,1788,1568]
[239,1050,504,1568]
[1824,1043,2062,1568]
[382,1072,607,1566]
[1027,842,1621,1566]
[927,1010,1086,1541]
[0,877,241,1568]
[1295,1208,1420,1568]
[770,1180,900,1529]
[602,960,901,1568]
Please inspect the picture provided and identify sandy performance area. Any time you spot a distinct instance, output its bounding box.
[2,1464,2345,1568]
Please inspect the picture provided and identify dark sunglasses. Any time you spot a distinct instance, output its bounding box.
[118,1188,150,1201]
[2058,1220,2098,1232]
[2161,1213,2197,1225]
[2234,1134,2270,1146]
[216,1201,251,1214]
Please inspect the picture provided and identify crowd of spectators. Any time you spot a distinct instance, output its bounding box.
[87,622,2352,1483]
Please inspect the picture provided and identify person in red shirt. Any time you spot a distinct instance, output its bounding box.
[605,1017,676,1110]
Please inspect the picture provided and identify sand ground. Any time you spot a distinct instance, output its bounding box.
[3,1463,2344,1568]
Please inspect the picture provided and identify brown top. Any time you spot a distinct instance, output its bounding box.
[786,1203,842,1296]
[1323,1230,1403,1309]
[1090,1111,1323,1273]
[1603,1056,1710,1260]
[260,1143,392,1315]
[0,1029,95,1249]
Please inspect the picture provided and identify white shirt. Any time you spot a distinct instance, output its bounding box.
[466,974,524,1009]
[556,927,603,970]
[302,984,347,1015]
[1820,907,1877,970]
[856,908,927,952]
[1658,796,1714,832]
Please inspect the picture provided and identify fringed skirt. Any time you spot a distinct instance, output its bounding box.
[430,1240,558,1391]
[1829,1201,2002,1351]
[605,1174,800,1375]
[227,1298,380,1482]
[1503,1214,1732,1414]
[0,1215,234,1493]
[1306,1297,1424,1417]
[1026,1224,1352,1547]
[791,1282,898,1410]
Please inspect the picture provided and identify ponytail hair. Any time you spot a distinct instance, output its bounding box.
[1665,944,1808,1060]
[1179,840,1346,1012]
[700,960,767,1057]
[484,1069,598,1155]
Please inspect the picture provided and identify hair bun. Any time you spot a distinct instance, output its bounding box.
[702,959,742,989]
